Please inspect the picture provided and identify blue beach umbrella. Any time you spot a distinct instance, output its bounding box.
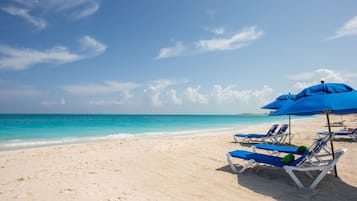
[262,94,296,110]
[262,94,296,144]
[272,82,357,176]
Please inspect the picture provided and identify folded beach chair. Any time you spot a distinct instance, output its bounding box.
[317,128,357,141]
[225,147,346,189]
[252,135,332,163]
[269,124,289,144]
[233,124,279,143]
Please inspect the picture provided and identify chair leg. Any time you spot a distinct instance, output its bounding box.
[309,166,331,189]
[284,168,305,188]
[233,136,238,143]
[225,154,254,174]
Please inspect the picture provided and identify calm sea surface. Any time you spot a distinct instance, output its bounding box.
[0,114,288,150]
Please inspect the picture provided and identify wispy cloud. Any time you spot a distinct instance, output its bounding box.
[62,81,139,95]
[1,5,46,29]
[0,85,41,98]
[166,89,182,105]
[206,26,225,35]
[63,81,140,106]
[2,0,101,30]
[88,99,123,106]
[195,26,263,52]
[183,86,208,104]
[80,35,107,57]
[144,79,177,107]
[327,16,357,40]
[287,68,347,92]
[155,42,186,60]
[41,98,66,106]
[71,1,100,20]
[0,35,106,70]
[211,84,272,105]
[0,45,80,70]
[155,26,263,59]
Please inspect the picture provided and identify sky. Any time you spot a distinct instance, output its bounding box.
[0,0,357,114]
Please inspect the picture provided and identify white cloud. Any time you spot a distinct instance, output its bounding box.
[41,98,66,106]
[211,84,251,104]
[88,99,123,106]
[288,68,346,92]
[286,72,315,81]
[71,1,100,20]
[155,41,186,60]
[155,26,263,59]
[144,79,176,107]
[251,85,274,105]
[0,45,80,70]
[315,68,345,82]
[63,81,139,106]
[327,16,357,40]
[1,6,46,29]
[0,35,106,70]
[195,26,263,52]
[0,85,41,98]
[3,0,100,30]
[167,89,182,105]
[62,81,139,95]
[80,35,107,56]
[183,86,208,104]
[211,84,273,105]
[207,26,225,35]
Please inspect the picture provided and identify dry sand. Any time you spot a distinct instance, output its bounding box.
[1,115,357,201]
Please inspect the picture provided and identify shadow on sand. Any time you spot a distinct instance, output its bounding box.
[217,165,357,201]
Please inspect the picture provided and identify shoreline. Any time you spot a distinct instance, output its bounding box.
[0,115,298,152]
[1,115,357,200]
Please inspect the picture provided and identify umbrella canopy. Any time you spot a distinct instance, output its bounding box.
[273,83,357,116]
[262,94,296,110]
[272,82,357,177]
[262,93,296,144]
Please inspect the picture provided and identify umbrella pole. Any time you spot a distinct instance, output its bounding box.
[326,112,338,177]
[288,115,291,144]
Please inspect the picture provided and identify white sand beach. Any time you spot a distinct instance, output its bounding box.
[1,115,357,201]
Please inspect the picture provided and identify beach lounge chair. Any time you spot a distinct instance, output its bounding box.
[252,136,332,163]
[225,147,346,189]
[269,124,289,144]
[317,128,357,141]
[233,124,279,143]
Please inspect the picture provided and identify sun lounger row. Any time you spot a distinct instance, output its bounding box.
[225,135,345,189]
[316,128,357,141]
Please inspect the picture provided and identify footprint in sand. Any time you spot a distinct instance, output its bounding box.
[61,188,74,193]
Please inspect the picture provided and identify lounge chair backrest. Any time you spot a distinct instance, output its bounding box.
[289,137,327,166]
[289,149,310,166]
[309,135,330,155]
[266,124,279,136]
[275,124,289,135]
[351,128,357,134]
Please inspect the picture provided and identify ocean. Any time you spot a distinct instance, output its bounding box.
[0,114,288,150]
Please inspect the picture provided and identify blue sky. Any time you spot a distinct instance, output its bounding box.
[0,0,357,114]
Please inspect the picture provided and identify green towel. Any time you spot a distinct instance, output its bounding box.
[281,153,295,164]
[297,146,308,153]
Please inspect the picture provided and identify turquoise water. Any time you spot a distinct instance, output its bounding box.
[0,114,288,150]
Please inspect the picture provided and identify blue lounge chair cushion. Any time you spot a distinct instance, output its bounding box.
[234,133,266,138]
[255,144,300,154]
[229,150,292,167]
[318,130,356,136]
